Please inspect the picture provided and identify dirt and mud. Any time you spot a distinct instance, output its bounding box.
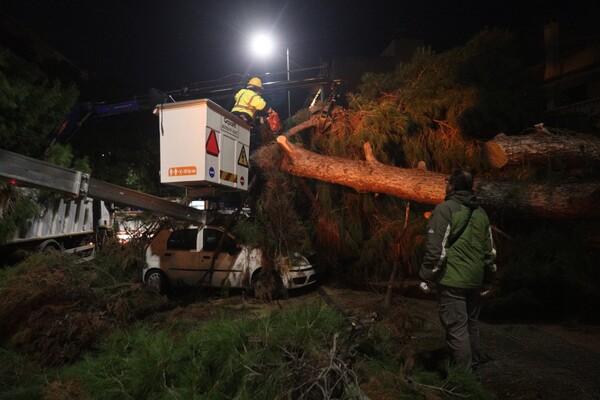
[318,284,600,400]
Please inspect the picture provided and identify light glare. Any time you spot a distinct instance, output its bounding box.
[250,33,274,58]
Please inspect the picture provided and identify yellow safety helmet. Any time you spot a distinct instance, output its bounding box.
[247,77,263,89]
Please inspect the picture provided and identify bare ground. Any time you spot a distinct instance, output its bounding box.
[316,284,600,400]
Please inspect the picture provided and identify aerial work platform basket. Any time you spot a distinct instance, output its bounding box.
[154,99,251,191]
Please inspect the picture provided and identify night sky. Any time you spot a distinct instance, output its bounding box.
[2,0,598,96]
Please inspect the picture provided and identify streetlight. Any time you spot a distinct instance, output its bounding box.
[286,47,290,120]
[249,32,291,119]
[250,33,274,58]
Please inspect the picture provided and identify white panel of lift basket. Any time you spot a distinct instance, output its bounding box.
[155,99,250,190]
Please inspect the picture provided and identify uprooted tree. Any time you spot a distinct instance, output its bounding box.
[246,28,600,319]
[250,29,600,221]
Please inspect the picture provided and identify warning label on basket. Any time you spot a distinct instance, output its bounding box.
[168,166,197,176]
[220,170,237,183]
[206,130,220,157]
[237,146,249,168]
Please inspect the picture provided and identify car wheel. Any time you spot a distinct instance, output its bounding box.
[41,242,60,254]
[145,270,167,294]
[251,269,284,300]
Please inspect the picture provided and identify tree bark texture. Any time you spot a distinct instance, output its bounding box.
[275,136,600,218]
[483,131,600,169]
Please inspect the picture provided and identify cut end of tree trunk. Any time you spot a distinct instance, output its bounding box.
[482,129,600,170]
[483,141,508,169]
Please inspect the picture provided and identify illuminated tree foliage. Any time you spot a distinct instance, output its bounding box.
[0,47,83,246]
[258,29,596,294]
[340,29,544,172]
[0,181,38,245]
[267,30,541,278]
[0,47,78,158]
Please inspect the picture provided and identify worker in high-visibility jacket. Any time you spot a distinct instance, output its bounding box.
[231,77,275,125]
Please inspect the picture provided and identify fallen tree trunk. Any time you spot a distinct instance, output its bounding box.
[275,136,600,218]
[483,130,600,169]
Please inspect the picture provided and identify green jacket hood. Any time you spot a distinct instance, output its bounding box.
[445,190,478,210]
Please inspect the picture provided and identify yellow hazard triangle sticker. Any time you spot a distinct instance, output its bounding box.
[237,146,249,167]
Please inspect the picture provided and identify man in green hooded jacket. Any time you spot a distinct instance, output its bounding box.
[419,168,496,372]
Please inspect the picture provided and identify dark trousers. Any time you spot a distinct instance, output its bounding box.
[232,111,253,125]
[232,111,261,151]
[437,285,482,371]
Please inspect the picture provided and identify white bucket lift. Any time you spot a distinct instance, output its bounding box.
[154,99,251,191]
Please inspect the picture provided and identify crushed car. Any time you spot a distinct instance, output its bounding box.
[142,225,317,294]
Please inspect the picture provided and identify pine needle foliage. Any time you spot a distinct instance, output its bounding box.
[337,29,542,172]
[0,48,79,158]
[91,238,145,287]
[0,253,107,366]
[44,143,91,172]
[312,190,372,280]
[275,28,545,286]
[0,348,45,400]
[237,151,313,276]
[308,178,427,286]
[92,215,164,287]
[398,360,493,400]
[57,300,354,399]
[0,68,86,247]
[359,210,427,287]
[256,171,312,257]
[1,291,495,399]
[0,182,38,246]
[56,301,489,400]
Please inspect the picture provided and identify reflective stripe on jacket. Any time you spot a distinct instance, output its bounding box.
[231,88,267,119]
[419,190,496,288]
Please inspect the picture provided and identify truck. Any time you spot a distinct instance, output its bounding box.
[0,188,111,263]
[0,147,207,264]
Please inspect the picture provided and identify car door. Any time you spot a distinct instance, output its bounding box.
[198,228,246,288]
[162,228,208,287]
